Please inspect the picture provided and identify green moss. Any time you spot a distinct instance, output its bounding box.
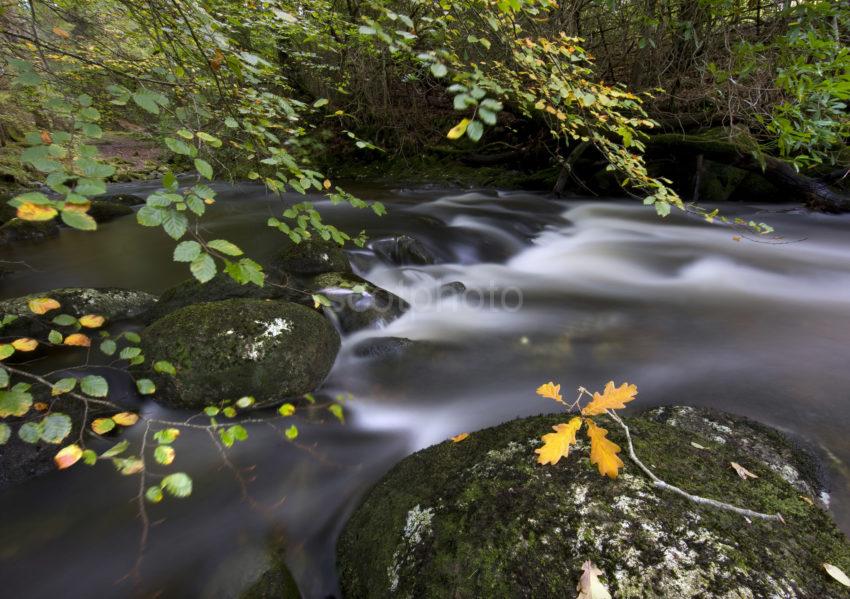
[274,239,352,275]
[338,409,850,598]
[137,299,340,409]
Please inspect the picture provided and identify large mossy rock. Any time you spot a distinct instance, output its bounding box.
[305,272,409,334]
[0,218,59,246]
[274,239,352,275]
[369,235,435,266]
[87,200,134,223]
[142,273,308,324]
[137,299,340,409]
[338,406,850,598]
[0,287,156,339]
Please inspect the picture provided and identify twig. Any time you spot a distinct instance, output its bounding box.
[606,411,783,522]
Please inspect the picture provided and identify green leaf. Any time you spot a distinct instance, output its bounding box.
[229,424,248,442]
[81,375,109,398]
[49,330,64,344]
[153,428,179,444]
[284,424,298,440]
[18,421,42,443]
[466,120,484,142]
[154,445,175,465]
[329,403,345,423]
[164,137,194,156]
[196,132,222,147]
[173,240,201,262]
[52,314,77,326]
[145,486,163,503]
[0,423,10,444]
[133,90,161,114]
[278,403,295,417]
[74,178,107,196]
[207,239,242,256]
[236,396,255,409]
[313,98,329,108]
[40,413,72,444]
[190,253,217,283]
[52,377,77,395]
[61,210,98,231]
[101,439,129,458]
[224,117,238,128]
[204,406,220,417]
[655,201,671,217]
[162,210,188,240]
[119,347,142,360]
[430,63,448,77]
[0,383,33,417]
[219,427,234,447]
[161,472,193,498]
[154,361,177,375]
[82,449,97,465]
[124,332,141,344]
[194,158,213,180]
[137,205,164,227]
[0,368,7,389]
[0,345,14,360]
[136,379,156,395]
[100,339,116,355]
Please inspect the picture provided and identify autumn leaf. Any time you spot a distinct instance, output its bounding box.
[40,130,53,144]
[536,381,564,404]
[28,297,60,314]
[824,563,850,587]
[52,26,71,39]
[323,179,332,190]
[586,419,624,478]
[576,560,612,599]
[730,462,758,480]
[582,381,637,416]
[112,412,139,426]
[447,118,470,139]
[451,432,470,443]
[17,202,58,221]
[64,333,91,347]
[535,417,582,465]
[54,444,83,469]
[78,314,105,328]
[63,201,91,213]
[91,418,116,434]
[12,338,38,352]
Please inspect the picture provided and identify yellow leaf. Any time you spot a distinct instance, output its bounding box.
[323,179,332,189]
[12,338,38,352]
[91,418,115,434]
[800,495,814,507]
[78,314,105,328]
[63,333,91,347]
[63,201,91,213]
[54,444,83,469]
[535,417,582,465]
[34,402,48,412]
[577,560,612,599]
[582,381,637,416]
[586,419,624,478]
[28,297,61,314]
[451,432,470,443]
[17,202,58,222]
[824,563,850,587]
[730,462,758,480]
[40,130,53,144]
[112,412,139,426]
[447,118,470,140]
[52,26,71,39]
[536,381,564,404]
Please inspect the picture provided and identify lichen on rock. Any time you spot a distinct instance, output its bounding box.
[337,407,850,598]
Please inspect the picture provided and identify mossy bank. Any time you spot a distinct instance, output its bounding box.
[338,406,850,598]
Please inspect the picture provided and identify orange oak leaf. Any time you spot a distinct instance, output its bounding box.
[536,381,564,404]
[451,432,470,443]
[586,419,624,478]
[535,417,582,465]
[582,381,637,416]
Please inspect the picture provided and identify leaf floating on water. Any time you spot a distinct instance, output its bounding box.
[536,381,563,404]
[112,412,139,426]
[91,418,116,434]
[27,297,60,314]
[576,560,612,599]
[78,314,105,328]
[54,444,83,469]
[64,333,91,347]
[451,432,470,443]
[11,338,38,352]
[586,419,624,478]
[824,563,850,587]
[535,417,581,465]
[730,462,758,480]
[582,381,637,416]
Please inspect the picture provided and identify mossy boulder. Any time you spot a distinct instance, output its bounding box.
[99,193,144,207]
[0,218,59,246]
[274,239,352,275]
[0,287,156,339]
[137,299,340,409]
[338,406,850,598]
[142,272,308,324]
[305,272,409,334]
[369,235,435,266]
[87,200,134,223]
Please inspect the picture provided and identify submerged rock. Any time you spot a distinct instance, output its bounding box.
[370,235,435,266]
[0,287,156,339]
[352,336,414,359]
[99,193,144,207]
[0,218,59,246]
[142,272,307,324]
[137,299,340,409]
[338,407,850,598]
[274,239,352,275]
[306,272,409,334]
[87,200,134,223]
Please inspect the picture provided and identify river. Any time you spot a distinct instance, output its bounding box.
[2,182,850,598]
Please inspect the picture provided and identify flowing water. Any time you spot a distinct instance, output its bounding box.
[2,182,850,598]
